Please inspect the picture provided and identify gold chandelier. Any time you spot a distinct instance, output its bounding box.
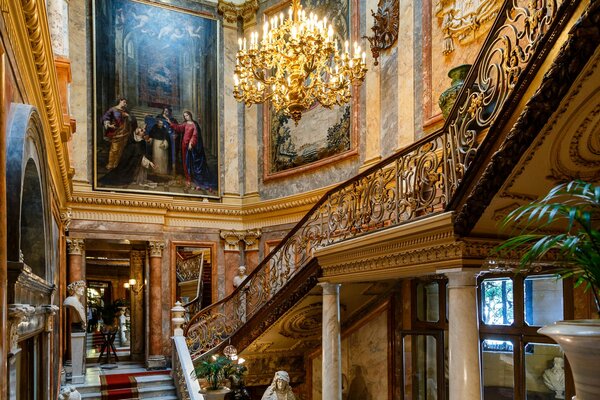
[233,0,368,124]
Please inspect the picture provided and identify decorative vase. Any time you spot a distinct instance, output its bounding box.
[538,320,600,400]
[438,64,472,119]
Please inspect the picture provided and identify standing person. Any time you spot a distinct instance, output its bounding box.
[148,119,169,174]
[167,111,216,191]
[102,98,135,170]
[156,106,179,174]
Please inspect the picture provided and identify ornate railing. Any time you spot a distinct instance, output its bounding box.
[185,0,575,359]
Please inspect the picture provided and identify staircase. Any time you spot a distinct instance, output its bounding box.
[183,0,588,363]
[74,362,177,400]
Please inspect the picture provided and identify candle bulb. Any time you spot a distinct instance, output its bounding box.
[344,40,349,54]
[238,38,242,50]
[234,74,239,86]
[362,51,366,65]
[288,7,292,21]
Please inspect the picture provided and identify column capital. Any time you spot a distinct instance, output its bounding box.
[60,207,72,231]
[148,241,165,258]
[66,238,85,255]
[438,268,479,288]
[218,0,258,26]
[319,282,341,296]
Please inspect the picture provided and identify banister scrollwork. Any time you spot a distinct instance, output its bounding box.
[185,0,572,359]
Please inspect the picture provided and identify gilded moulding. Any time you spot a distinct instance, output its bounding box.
[4,0,73,203]
[218,0,258,25]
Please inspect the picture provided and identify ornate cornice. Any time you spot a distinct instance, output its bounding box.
[453,0,600,236]
[66,238,84,255]
[148,241,165,258]
[220,228,262,251]
[218,0,258,25]
[4,0,73,204]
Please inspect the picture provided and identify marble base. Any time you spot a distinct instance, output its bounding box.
[70,332,86,384]
[146,355,167,370]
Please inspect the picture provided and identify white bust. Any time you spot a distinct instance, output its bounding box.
[261,371,296,400]
[63,280,86,329]
[58,385,81,400]
[543,357,565,399]
[232,265,248,288]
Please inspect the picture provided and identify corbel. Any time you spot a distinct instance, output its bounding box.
[364,0,399,66]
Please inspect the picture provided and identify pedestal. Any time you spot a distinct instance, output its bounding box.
[70,332,86,384]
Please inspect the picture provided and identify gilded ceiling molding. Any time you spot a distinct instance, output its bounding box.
[364,0,399,65]
[435,0,502,54]
[218,0,259,25]
[454,1,600,236]
[5,0,73,203]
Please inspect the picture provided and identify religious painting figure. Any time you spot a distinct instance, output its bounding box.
[167,111,216,191]
[148,118,169,174]
[63,280,87,332]
[102,98,136,170]
[156,106,179,174]
[99,127,155,187]
[261,370,296,400]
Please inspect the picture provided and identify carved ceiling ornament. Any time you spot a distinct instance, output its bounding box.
[279,302,322,339]
[218,0,259,25]
[435,0,503,54]
[364,0,399,65]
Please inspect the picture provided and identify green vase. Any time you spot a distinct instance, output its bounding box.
[438,64,472,119]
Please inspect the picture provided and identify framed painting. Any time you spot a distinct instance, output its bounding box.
[93,0,220,198]
[263,0,360,181]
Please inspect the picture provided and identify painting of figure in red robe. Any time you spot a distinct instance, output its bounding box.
[94,0,219,197]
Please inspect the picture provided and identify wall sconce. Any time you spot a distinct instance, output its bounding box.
[124,278,144,294]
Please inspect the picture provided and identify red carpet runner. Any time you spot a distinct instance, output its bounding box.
[100,370,169,400]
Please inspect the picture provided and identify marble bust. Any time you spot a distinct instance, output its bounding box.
[58,385,81,400]
[261,371,296,400]
[63,280,86,330]
[543,357,565,399]
[232,265,248,288]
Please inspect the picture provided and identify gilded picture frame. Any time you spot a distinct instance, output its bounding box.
[93,0,220,198]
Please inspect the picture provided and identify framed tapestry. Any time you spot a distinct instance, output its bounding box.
[93,0,220,198]
[263,0,360,181]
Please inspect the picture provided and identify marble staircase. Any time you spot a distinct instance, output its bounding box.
[73,362,177,400]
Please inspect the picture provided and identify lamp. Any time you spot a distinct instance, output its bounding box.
[233,0,367,124]
[124,278,144,294]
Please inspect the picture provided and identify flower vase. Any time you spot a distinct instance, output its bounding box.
[438,64,471,119]
[538,320,600,400]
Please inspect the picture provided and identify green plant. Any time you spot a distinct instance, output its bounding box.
[194,355,232,390]
[495,180,600,315]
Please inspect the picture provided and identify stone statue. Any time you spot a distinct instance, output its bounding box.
[58,385,82,400]
[232,265,248,288]
[63,280,86,331]
[261,371,296,400]
[543,357,565,399]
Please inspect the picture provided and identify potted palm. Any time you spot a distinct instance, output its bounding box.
[194,355,232,399]
[496,180,600,400]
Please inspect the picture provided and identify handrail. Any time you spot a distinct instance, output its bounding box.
[172,303,204,400]
[184,0,574,359]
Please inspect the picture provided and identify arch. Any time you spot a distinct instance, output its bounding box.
[6,103,52,281]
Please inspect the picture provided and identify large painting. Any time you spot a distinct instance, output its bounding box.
[263,0,359,181]
[94,0,219,197]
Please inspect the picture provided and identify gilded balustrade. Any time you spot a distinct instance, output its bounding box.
[185,0,573,359]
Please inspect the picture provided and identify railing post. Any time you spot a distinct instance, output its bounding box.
[172,301,186,337]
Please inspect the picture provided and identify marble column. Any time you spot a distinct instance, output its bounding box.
[46,0,69,56]
[67,239,85,283]
[444,269,482,400]
[130,250,145,361]
[320,283,342,400]
[147,242,166,369]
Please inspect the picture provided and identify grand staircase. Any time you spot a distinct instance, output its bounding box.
[74,362,177,400]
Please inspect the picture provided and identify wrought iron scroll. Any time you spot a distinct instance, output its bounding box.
[185,0,571,359]
[364,0,400,65]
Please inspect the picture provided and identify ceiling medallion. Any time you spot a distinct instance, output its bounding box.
[233,0,368,124]
[364,0,399,65]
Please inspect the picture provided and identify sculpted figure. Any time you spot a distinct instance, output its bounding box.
[58,385,82,400]
[261,371,296,400]
[233,266,248,289]
[63,280,86,331]
[543,357,565,399]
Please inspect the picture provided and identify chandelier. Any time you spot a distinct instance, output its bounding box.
[233,0,368,124]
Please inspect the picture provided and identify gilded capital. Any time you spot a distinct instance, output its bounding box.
[218,0,258,25]
[67,238,85,255]
[242,229,262,251]
[60,207,72,231]
[220,229,244,251]
[148,241,165,258]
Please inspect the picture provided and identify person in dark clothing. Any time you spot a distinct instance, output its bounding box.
[99,127,155,186]
[148,119,169,174]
